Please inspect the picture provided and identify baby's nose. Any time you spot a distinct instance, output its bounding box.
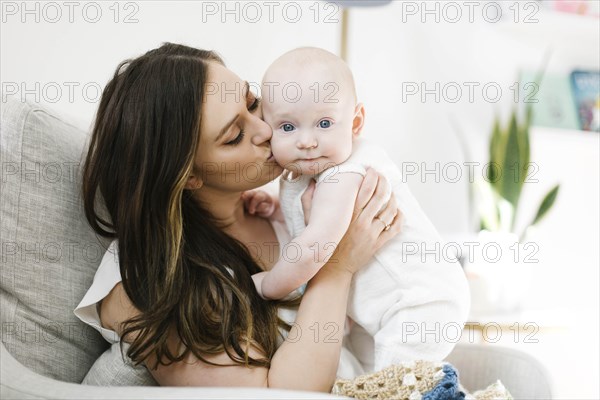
[296,134,318,149]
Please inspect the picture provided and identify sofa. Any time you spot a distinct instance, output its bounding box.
[0,98,554,399]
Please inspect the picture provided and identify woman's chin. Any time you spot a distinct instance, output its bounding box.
[262,162,284,181]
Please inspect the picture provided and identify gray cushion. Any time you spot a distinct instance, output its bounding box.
[0,98,111,383]
[82,342,157,386]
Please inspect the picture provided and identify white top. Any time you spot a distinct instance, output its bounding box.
[278,137,471,372]
[74,218,365,379]
[73,218,295,346]
[280,137,393,239]
[73,238,122,344]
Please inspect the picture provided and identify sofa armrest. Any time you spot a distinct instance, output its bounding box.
[1,343,347,400]
[445,343,554,399]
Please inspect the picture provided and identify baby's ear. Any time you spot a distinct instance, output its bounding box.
[352,103,366,138]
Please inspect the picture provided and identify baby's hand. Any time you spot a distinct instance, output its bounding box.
[241,190,277,218]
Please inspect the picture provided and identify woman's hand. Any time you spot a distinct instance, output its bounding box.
[323,168,402,276]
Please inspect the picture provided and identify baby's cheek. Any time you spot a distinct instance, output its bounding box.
[271,139,295,167]
[270,139,291,164]
[324,138,352,165]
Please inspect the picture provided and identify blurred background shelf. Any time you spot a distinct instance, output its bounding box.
[530,126,599,139]
[498,8,600,46]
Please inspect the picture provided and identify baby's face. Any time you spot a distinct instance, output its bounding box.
[262,68,358,176]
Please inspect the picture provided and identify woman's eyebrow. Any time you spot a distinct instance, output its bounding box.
[215,81,250,142]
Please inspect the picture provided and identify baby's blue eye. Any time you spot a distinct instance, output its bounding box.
[319,120,332,129]
[282,123,295,132]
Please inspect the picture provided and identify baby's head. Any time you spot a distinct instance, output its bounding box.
[261,47,365,176]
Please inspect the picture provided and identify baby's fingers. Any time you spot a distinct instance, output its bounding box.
[255,202,275,217]
[249,192,272,214]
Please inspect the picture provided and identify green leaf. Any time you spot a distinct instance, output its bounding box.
[519,108,531,186]
[500,111,523,209]
[531,185,560,226]
[525,103,533,129]
[498,198,515,232]
[488,118,503,189]
[476,178,500,231]
[480,220,488,231]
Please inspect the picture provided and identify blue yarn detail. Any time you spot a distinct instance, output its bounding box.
[422,364,466,400]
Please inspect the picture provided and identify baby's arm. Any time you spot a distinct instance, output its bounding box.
[251,271,269,299]
[258,173,364,300]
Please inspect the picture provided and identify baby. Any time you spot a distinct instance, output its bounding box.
[251,47,470,375]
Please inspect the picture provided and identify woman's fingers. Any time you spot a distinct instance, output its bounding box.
[330,172,402,275]
[359,171,390,222]
[375,210,403,250]
[353,168,379,217]
[374,193,399,229]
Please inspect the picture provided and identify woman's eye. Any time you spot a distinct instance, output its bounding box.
[281,124,295,132]
[226,130,245,145]
[248,97,261,112]
[318,120,332,129]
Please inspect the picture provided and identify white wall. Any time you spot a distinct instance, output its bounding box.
[345,3,599,397]
[1,1,340,128]
[346,1,599,235]
[5,1,597,235]
[343,0,600,301]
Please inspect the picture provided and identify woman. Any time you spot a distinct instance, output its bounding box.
[79,43,402,392]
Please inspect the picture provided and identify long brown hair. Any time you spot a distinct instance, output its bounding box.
[82,43,300,370]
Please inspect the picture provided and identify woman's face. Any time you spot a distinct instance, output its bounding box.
[192,63,283,192]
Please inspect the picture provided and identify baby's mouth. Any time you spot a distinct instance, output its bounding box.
[267,152,275,162]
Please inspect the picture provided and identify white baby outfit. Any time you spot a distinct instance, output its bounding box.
[74,218,365,379]
[279,136,471,373]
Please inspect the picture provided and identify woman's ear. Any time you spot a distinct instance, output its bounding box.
[185,175,203,191]
[352,103,365,139]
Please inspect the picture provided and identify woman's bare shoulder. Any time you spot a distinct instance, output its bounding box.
[148,343,270,387]
[100,283,271,387]
[99,282,139,340]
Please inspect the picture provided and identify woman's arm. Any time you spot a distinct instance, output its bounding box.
[268,170,402,391]
[267,266,353,391]
[105,169,402,391]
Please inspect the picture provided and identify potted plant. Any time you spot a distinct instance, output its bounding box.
[459,100,560,317]
[475,106,560,241]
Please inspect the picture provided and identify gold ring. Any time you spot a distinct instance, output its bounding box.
[375,216,391,231]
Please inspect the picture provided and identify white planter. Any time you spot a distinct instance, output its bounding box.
[460,230,536,318]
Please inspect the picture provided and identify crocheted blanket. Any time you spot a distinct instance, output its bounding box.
[331,360,513,400]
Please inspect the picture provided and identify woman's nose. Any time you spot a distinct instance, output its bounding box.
[251,119,273,146]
